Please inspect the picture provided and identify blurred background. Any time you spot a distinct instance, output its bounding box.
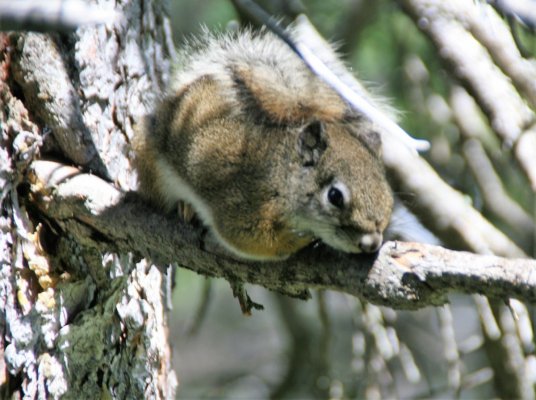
[167,0,536,398]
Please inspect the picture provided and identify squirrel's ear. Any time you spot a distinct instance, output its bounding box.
[358,130,383,158]
[298,121,328,167]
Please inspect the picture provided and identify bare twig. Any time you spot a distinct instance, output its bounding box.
[26,160,536,310]
[0,0,118,32]
[186,278,213,336]
[482,300,534,399]
[514,127,536,191]
[451,67,534,252]
[489,0,536,29]
[462,139,535,238]
[470,2,536,107]
[334,0,379,57]
[399,0,536,189]
[386,144,525,258]
[362,304,396,397]
[437,306,462,392]
[450,86,534,244]
[400,0,533,144]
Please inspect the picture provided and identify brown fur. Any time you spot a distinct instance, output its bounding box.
[133,30,393,261]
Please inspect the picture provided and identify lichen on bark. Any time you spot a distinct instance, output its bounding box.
[1,0,177,398]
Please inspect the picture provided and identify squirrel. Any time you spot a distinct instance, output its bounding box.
[133,29,394,261]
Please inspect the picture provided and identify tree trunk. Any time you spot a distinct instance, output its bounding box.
[0,0,177,398]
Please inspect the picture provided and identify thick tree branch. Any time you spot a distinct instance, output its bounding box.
[27,160,536,310]
[10,33,108,177]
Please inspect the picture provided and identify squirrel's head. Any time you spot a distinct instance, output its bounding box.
[292,119,393,254]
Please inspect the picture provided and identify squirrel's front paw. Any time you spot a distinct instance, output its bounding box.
[177,200,196,224]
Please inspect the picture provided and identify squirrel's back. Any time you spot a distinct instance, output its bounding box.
[173,29,350,125]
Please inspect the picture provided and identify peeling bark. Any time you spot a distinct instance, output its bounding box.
[1,0,177,398]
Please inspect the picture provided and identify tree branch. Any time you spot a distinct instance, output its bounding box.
[0,0,118,32]
[10,33,108,177]
[490,0,536,30]
[27,160,536,310]
[450,86,535,242]
[399,0,536,190]
[463,138,535,239]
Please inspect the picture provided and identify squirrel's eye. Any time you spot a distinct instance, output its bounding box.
[323,181,350,210]
[328,187,344,209]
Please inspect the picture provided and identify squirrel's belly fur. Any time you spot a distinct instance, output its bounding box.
[155,154,314,261]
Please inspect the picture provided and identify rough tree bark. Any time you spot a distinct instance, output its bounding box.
[1,0,177,398]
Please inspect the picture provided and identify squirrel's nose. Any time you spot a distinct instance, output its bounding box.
[359,232,382,253]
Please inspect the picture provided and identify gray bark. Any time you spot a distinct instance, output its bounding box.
[1,0,177,398]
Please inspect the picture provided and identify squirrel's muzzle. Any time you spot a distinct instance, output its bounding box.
[358,232,383,253]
